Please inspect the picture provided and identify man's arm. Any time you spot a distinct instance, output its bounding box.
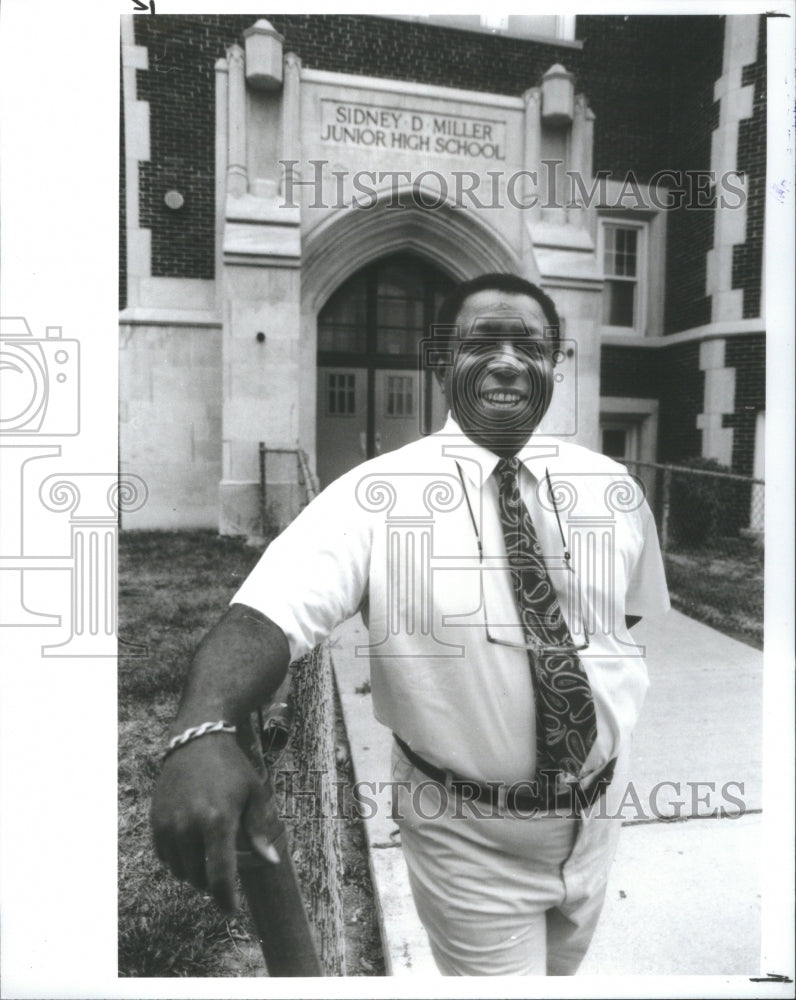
[150,603,290,914]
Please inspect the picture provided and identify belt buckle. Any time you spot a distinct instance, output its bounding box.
[556,771,579,792]
[554,770,580,808]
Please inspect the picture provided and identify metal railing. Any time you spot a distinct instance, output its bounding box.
[258,443,321,535]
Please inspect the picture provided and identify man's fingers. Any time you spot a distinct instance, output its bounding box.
[175,826,209,890]
[155,837,187,882]
[152,818,188,881]
[242,784,282,864]
[248,831,281,864]
[204,817,239,915]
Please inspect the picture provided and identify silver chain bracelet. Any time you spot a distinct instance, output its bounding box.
[163,720,237,761]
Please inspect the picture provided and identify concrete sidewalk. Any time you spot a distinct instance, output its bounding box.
[330,609,764,977]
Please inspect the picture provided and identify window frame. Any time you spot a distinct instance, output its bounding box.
[324,371,357,418]
[384,374,416,419]
[597,217,649,337]
[381,14,578,43]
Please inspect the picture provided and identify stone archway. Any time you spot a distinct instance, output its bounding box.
[296,194,524,475]
[301,191,522,315]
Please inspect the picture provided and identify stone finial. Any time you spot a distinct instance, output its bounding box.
[541,63,575,125]
[243,18,285,90]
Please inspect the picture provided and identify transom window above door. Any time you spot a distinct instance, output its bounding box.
[317,254,453,369]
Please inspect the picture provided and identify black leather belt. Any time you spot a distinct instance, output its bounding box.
[394,734,616,813]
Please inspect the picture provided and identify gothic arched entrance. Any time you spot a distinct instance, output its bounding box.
[315,253,454,487]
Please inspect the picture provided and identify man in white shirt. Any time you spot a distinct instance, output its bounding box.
[151,273,669,976]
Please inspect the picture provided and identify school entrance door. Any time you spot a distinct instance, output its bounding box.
[316,254,454,488]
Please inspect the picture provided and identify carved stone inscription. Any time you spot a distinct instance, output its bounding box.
[320,100,506,160]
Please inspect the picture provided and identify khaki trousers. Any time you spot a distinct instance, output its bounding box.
[392,742,628,976]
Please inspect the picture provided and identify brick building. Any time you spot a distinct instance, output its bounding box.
[119,14,766,532]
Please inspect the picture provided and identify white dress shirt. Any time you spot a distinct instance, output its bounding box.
[232,415,670,786]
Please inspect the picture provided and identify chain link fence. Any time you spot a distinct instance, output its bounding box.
[627,459,764,647]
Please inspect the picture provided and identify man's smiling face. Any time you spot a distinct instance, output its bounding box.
[442,289,556,457]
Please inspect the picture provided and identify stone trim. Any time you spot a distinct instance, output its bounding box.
[119,309,221,329]
[600,396,659,416]
[599,395,659,466]
[601,319,764,349]
[215,57,229,311]
[706,15,759,323]
[301,192,519,312]
[539,274,604,292]
[696,338,735,465]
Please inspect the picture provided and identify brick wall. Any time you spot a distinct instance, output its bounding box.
[657,342,705,461]
[725,333,765,475]
[600,345,659,398]
[575,16,674,182]
[732,16,766,320]
[134,17,226,279]
[127,14,725,281]
[663,16,725,334]
[265,14,580,95]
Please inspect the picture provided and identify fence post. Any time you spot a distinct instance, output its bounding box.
[296,449,306,499]
[661,466,672,552]
[259,441,267,534]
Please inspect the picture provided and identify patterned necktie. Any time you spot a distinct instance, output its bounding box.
[494,456,597,781]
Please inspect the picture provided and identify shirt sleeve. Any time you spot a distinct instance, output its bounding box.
[625,501,671,619]
[230,471,371,661]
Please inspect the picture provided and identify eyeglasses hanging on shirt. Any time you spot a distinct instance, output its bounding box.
[454,461,591,655]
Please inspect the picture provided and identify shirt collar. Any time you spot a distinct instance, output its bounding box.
[440,413,562,488]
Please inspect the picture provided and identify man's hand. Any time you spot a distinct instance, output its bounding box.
[151,734,280,914]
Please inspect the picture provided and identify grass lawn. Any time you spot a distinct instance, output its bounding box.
[663,537,764,649]
[118,531,267,977]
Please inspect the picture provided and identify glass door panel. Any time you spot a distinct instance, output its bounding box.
[315,368,368,488]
